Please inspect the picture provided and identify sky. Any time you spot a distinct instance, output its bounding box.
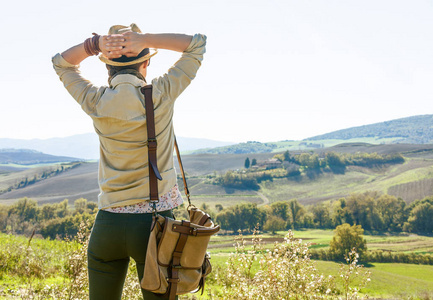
[0,0,432,143]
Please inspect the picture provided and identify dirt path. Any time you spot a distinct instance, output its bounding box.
[256,192,270,206]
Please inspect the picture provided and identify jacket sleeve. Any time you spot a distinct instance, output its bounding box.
[52,53,107,114]
[151,34,206,105]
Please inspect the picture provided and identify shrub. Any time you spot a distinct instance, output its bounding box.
[330,224,367,261]
[215,228,370,299]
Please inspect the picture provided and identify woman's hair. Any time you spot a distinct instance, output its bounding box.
[105,48,150,78]
[106,61,146,78]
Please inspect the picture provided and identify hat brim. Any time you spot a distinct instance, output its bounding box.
[99,49,158,66]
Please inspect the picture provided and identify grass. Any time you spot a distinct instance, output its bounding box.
[207,230,433,299]
[315,260,433,298]
[297,229,433,254]
[208,241,433,299]
[207,229,433,256]
[2,229,433,299]
[0,232,80,298]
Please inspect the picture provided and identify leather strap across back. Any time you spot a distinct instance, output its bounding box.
[141,85,191,206]
[141,85,162,203]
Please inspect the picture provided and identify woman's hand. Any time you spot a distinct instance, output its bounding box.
[99,35,124,59]
[117,31,146,57]
[101,32,145,58]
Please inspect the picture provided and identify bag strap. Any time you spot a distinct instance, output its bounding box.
[141,85,162,210]
[172,223,221,236]
[141,85,194,210]
[167,220,190,299]
[174,138,193,208]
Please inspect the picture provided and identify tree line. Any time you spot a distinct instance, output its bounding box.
[1,191,431,240]
[0,197,96,239]
[214,192,433,235]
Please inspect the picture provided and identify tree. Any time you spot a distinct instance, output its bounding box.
[40,204,56,220]
[346,192,383,231]
[288,199,305,229]
[8,198,39,222]
[283,150,291,162]
[215,204,224,212]
[270,201,290,221]
[244,157,250,169]
[56,199,70,218]
[312,203,332,228]
[251,158,257,166]
[263,215,286,234]
[376,195,406,232]
[74,198,88,214]
[325,152,346,174]
[330,223,367,261]
[406,200,433,234]
[332,198,353,227]
[216,203,266,232]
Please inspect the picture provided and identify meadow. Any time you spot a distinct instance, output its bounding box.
[2,228,433,299]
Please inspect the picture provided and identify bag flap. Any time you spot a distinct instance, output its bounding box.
[157,217,217,269]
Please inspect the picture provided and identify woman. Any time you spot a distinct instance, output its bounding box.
[52,23,206,299]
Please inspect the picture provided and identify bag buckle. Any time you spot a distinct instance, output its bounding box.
[166,277,181,282]
[150,200,158,215]
[147,138,157,149]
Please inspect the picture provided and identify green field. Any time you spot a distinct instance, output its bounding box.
[206,255,433,299]
[207,229,433,299]
[2,228,433,299]
[207,229,433,255]
[314,260,433,298]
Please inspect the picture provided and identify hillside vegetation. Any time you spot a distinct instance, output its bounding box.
[0,144,432,207]
[308,114,433,143]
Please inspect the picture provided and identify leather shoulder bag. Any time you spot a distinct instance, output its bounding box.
[140,85,220,300]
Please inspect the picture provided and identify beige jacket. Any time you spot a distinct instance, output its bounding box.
[52,34,206,209]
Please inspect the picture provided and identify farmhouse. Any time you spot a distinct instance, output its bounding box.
[253,158,282,170]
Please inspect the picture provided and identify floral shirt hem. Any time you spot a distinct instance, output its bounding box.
[102,184,183,213]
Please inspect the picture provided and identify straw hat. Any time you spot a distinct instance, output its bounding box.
[99,23,158,66]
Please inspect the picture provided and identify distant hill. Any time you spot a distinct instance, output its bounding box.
[0,133,235,160]
[307,114,433,143]
[0,149,81,165]
[0,134,99,160]
[191,115,433,154]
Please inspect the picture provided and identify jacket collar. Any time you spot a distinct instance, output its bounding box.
[109,70,146,88]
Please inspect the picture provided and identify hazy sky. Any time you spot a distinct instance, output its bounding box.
[1,0,432,143]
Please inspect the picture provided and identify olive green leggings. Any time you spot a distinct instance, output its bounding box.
[87,209,176,300]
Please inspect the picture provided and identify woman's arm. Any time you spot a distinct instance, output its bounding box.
[106,33,193,57]
[61,36,123,65]
[60,43,89,66]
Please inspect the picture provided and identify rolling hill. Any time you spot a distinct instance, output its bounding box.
[307,114,433,143]
[0,144,432,207]
[191,114,433,155]
[0,149,80,165]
